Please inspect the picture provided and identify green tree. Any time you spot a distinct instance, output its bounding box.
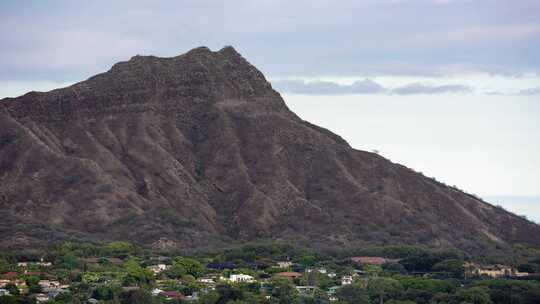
[4,283,19,296]
[61,252,79,270]
[336,284,371,304]
[382,262,406,274]
[216,283,243,303]
[171,257,205,278]
[104,241,134,258]
[123,258,154,287]
[297,256,317,267]
[0,259,10,273]
[25,276,41,294]
[432,259,464,278]
[367,277,403,304]
[120,289,156,304]
[456,287,492,304]
[268,277,298,304]
[197,290,220,304]
[92,284,121,301]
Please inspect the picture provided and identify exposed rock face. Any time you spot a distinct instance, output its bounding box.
[1,46,539,250]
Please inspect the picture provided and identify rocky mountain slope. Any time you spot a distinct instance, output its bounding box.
[1,46,539,251]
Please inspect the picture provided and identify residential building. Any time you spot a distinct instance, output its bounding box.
[0,289,10,296]
[160,291,185,300]
[275,272,302,281]
[227,274,255,283]
[276,261,293,268]
[148,264,170,274]
[296,286,317,295]
[341,275,353,285]
[464,262,513,278]
[35,293,49,303]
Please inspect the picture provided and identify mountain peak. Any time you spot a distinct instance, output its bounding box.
[1,45,284,121]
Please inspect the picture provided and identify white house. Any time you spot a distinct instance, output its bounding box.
[199,277,215,284]
[227,274,255,283]
[276,261,293,268]
[341,275,353,285]
[151,288,164,296]
[34,293,49,303]
[148,264,170,274]
[38,280,60,289]
[0,289,10,296]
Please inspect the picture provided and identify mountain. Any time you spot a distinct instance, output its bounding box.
[1,46,539,251]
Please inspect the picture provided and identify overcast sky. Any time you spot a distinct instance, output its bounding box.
[1,0,539,221]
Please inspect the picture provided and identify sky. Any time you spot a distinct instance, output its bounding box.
[1,0,539,221]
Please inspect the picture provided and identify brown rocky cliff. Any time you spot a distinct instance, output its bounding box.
[1,46,539,250]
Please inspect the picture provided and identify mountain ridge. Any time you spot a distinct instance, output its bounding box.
[1,46,539,252]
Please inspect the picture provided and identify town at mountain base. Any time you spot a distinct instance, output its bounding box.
[1,46,539,253]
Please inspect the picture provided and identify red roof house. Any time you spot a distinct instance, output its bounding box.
[2,272,18,279]
[160,291,185,300]
[351,257,400,265]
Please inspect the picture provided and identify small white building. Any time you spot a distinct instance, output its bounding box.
[0,289,10,296]
[227,274,255,283]
[148,264,170,274]
[35,293,49,303]
[276,261,293,268]
[151,288,164,296]
[38,280,60,289]
[341,275,353,285]
[198,277,215,284]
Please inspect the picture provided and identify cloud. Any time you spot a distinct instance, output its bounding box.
[485,86,540,96]
[271,79,384,95]
[517,87,540,95]
[272,79,472,95]
[1,0,540,81]
[390,83,472,95]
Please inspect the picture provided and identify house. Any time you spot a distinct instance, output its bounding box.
[327,286,340,295]
[2,272,18,279]
[275,271,302,281]
[0,279,10,288]
[296,286,317,295]
[17,259,51,268]
[160,291,185,300]
[83,257,101,264]
[0,289,10,296]
[341,275,353,285]
[198,277,215,284]
[148,264,170,274]
[44,287,68,300]
[227,274,255,283]
[185,291,199,301]
[38,280,60,289]
[122,286,141,292]
[327,272,337,278]
[464,262,513,278]
[151,288,164,296]
[108,257,124,264]
[276,261,293,268]
[513,270,530,277]
[34,293,49,303]
[14,279,27,289]
[351,257,399,266]
[87,299,99,304]
[306,268,327,274]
